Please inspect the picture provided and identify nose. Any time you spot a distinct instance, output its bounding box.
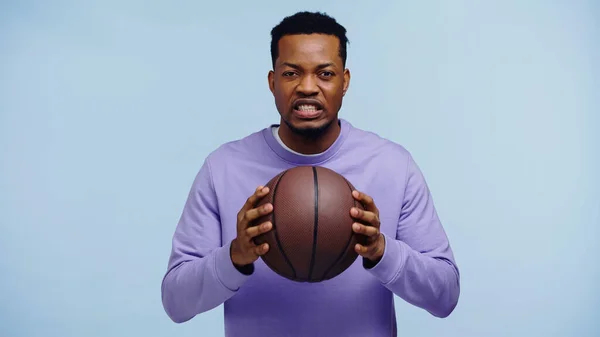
[296,74,319,96]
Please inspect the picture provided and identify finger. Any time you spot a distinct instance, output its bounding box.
[241,186,270,213]
[352,190,378,213]
[350,207,379,227]
[245,221,273,238]
[242,203,273,226]
[352,222,379,237]
[354,243,371,257]
[254,243,269,256]
[354,242,380,259]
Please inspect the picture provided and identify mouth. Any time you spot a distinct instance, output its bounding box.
[292,99,324,119]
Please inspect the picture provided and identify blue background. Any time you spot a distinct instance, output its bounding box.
[1,1,598,336]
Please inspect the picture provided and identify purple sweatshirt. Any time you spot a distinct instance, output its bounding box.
[161,119,460,336]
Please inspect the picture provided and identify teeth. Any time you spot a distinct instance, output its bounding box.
[297,104,318,111]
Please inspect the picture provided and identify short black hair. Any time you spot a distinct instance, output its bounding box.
[270,11,349,68]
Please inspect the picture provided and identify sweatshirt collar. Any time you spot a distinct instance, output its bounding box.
[262,118,351,165]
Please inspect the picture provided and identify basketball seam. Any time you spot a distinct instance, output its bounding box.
[319,178,358,281]
[271,171,297,279]
[307,166,319,282]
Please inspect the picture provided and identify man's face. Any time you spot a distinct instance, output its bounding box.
[269,34,350,138]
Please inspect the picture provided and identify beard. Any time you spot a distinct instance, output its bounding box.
[282,116,337,140]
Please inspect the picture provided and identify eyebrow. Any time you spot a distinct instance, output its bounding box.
[281,62,335,70]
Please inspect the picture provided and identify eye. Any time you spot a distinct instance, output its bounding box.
[282,71,297,77]
[320,71,334,78]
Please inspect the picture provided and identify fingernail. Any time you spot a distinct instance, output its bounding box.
[262,187,269,193]
[262,222,271,230]
[353,223,360,231]
[351,208,358,216]
[352,190,359,198]
[263,203,272,211]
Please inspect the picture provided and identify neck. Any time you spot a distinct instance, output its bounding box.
[278,119,341,155]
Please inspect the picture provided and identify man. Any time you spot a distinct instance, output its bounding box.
[161,11,460,336]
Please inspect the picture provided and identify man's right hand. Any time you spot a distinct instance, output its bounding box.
[230,185,274,269]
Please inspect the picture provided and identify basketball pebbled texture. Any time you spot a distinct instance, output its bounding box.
[252,166,367,282]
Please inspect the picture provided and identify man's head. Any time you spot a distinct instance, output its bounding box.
[268,12,350,145]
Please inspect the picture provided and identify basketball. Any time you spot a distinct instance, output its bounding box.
[251,166,367,282]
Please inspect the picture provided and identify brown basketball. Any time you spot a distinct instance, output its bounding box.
[251,166,367,282]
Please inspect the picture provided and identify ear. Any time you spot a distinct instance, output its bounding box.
[342,68,351,96]
[268,70,275,94]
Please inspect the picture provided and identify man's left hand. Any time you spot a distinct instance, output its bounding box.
[350,190,385,264]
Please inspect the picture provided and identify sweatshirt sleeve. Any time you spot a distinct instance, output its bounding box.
[365,153,460,318]
[161,158,251,323]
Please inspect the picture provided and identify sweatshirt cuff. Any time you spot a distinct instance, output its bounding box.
[365,233,407,285]
[214,241,252,292]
